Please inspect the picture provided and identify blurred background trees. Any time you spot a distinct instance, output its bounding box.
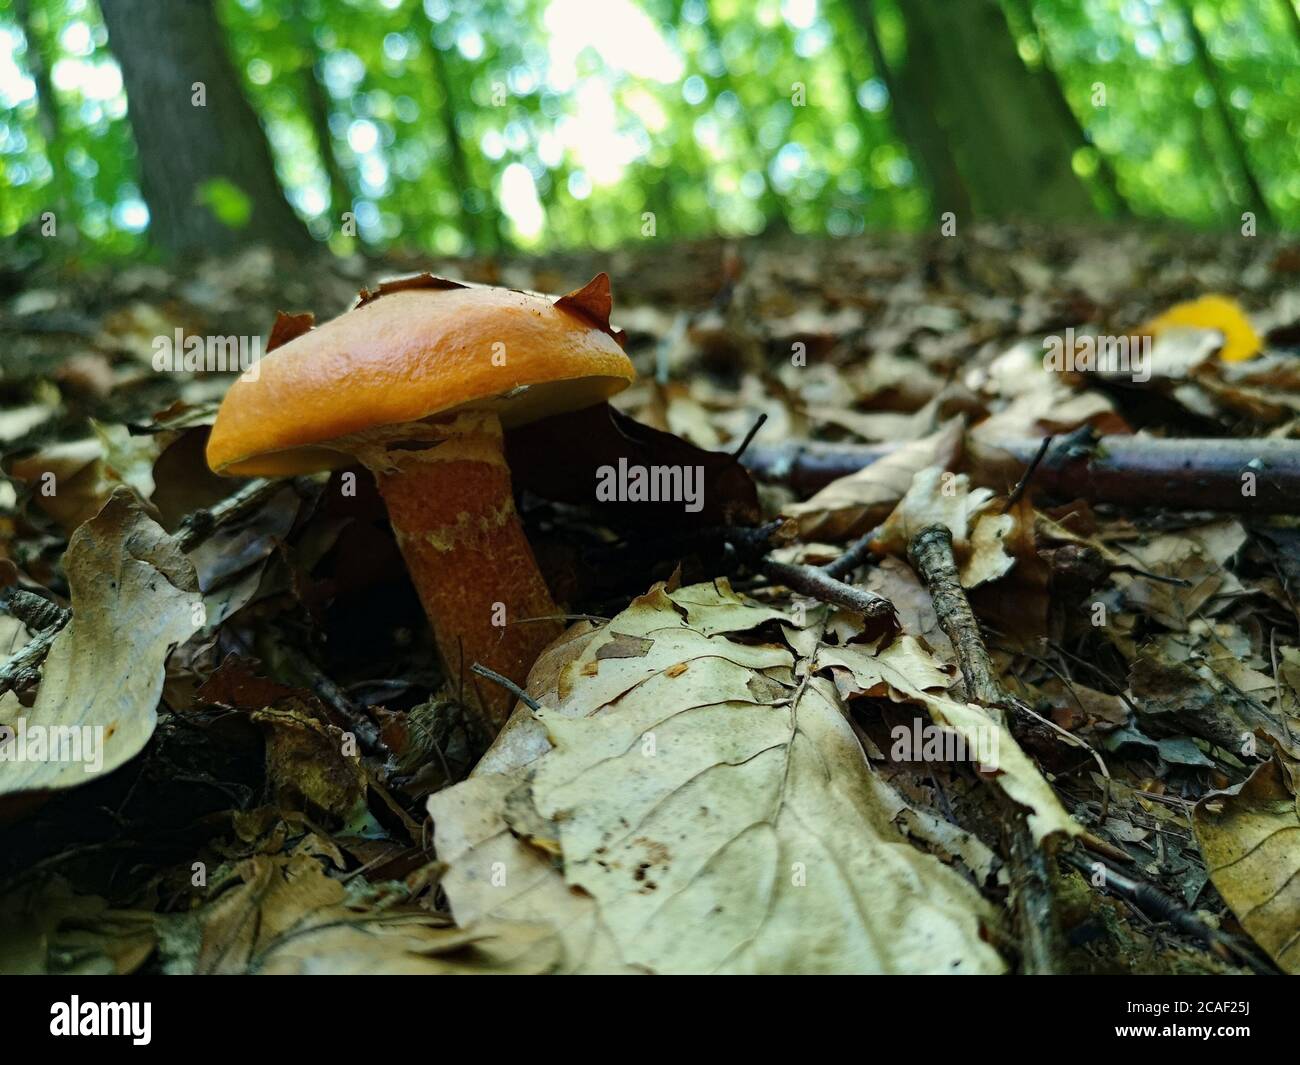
[0,0,1296,261]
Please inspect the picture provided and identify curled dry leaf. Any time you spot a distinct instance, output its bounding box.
[870,466,1021,591]
[0,877,156,975]
[430,580,1005,974]
[250,705,367,825]
[0,488,200,797]
[1193,758,1300,973]
[814,636,1080,844]
[161,852,559,975]
[1111,520,1246,629]
[782,418,964,541]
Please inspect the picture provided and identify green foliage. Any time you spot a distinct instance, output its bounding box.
[195,176,253,229]
[0,0,1296,260]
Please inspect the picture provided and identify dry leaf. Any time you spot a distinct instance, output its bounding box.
[432,581,1006,974]
[0,489,200,797]
[783,418,964,541]
[163,852,558,975]
[1194,758,1300,973]
[817,636,1080,843]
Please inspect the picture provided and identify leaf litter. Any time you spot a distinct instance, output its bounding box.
[3,227,1300,973]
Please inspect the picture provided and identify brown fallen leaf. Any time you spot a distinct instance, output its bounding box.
[163,852,559,975]
[0,877,156,975]
[1194,757,1300,973]
[0,488,200,797]
[432,580,1007,974]
[783,418,964,541]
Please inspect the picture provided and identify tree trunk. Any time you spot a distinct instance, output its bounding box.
[1004,0,1129,217]
[15,0,66,202]
[290,2,353,231]
[1176,0,1274,227]
[1281,0,1300,43]
[891,0,1097,220]
[99,0,314,256]
[411,5,504,253]
[700,2,790,230]
[843,0,972,220]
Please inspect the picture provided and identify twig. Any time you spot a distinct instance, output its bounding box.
[821,526,882,581]
[906,523,1063,974]
[470,663,543,713]
[0,587,68,634]
[907,526,1006,714]
[741,435,1300,514]
[1059,851,1272,973]
[732,412,768,460]
[174,477,297,552]
[290,646,384,756]
[756,558,896,622]
[1000,434,1053,512]
[0,626,60,695]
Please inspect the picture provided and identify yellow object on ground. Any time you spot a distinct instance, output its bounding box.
[1138,294,1262,362]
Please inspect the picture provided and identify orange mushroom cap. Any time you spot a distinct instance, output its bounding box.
[206,273,635,477]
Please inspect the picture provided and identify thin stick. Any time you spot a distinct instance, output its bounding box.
[741,435,1300,514]
[174,477,298,552]
[470,663,543,713]
[1001,434,1053,513]
[821,525,882,581]
[906,523,1063,974]
[907,526,1006,713]
[1058,851,1271,972]
[757,558,895,622]
[0,588,68,633]
[0,626,59,695]
[732,412,768,461]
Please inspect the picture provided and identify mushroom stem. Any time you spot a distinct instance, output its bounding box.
[364,412,563,733]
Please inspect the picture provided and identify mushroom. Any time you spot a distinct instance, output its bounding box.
[206,273,635,734]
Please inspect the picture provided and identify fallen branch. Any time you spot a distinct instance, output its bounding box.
[907,526,1006,715]
[906,523,1063,975]
[742,435,1300,514]
[756,558,895,623]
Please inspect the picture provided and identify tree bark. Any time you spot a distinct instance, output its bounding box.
[1176,0,1275,228]
[1004,0,1129,217]
[890,0,1097,220]
[843,0,972,219]
[99,0,314,256]
[15,0,66,202]
[290,2,353,231]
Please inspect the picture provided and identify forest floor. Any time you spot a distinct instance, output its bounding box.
[2,224,1299,974]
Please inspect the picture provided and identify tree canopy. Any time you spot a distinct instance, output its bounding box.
[1,0,1297,260]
